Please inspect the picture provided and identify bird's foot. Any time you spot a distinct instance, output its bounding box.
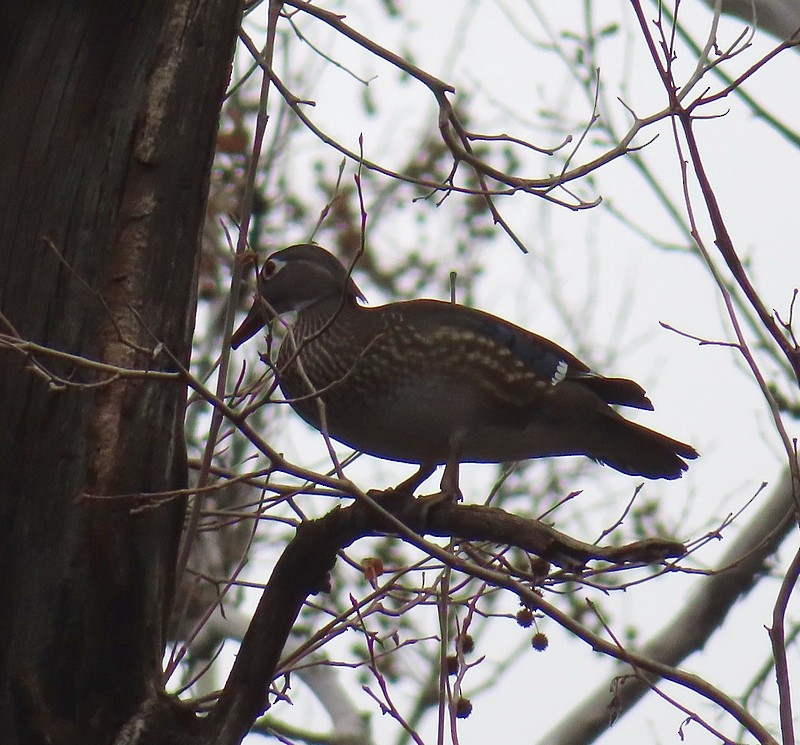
[365,464,436,510]
[365,486,415,512]
[413,463,462,516]
[403,485,461,530]
[413,489,457,517]
[417,485,463,505]
[435,460,463,502]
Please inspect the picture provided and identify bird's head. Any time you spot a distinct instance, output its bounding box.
[231,243,365,349]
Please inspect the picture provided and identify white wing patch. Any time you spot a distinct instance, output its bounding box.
[551,359,568,385]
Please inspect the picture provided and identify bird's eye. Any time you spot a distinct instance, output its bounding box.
[261,259,276,278]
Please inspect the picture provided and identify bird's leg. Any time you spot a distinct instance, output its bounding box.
[394,463,436,496]
[369,463,435,502]
[418,451,463,504]
[411,457,462,526]
[439,457,463,502]
[435,435,464,502]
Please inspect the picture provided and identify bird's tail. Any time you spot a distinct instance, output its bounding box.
[590,412,698,480]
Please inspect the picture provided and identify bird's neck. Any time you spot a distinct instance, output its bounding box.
[276,294,368,396]
[291,294,359,339]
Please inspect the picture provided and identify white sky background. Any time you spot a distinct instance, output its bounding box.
[223,1,800,743]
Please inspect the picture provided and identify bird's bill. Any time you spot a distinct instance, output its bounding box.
[231,300,269,349]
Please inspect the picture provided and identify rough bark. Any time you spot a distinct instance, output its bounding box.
[0,2,241,743]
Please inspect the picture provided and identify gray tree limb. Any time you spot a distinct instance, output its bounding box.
[537,468,796,745]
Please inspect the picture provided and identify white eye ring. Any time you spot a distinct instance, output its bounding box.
[259,257,286,280]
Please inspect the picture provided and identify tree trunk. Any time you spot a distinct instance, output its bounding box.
[0,2,241,742]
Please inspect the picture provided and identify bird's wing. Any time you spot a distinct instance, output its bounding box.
[390,299,653,410]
